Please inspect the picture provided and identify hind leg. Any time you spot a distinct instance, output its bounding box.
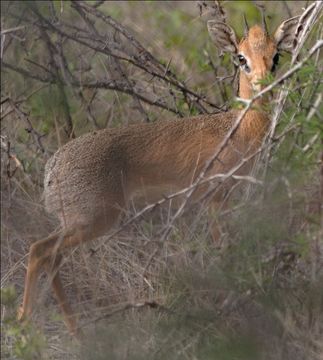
[44,253,81,337]
[18,206,122,335]
[18,227,101,333]
[18,231,65,321]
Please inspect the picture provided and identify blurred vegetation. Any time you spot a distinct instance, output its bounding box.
[1,287,47,360]
[1,1,322,359]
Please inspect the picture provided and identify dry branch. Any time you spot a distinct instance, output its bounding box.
[4,1,225,118]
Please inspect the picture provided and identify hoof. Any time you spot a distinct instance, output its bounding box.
[73,328,84,342]
[17,306,25,321]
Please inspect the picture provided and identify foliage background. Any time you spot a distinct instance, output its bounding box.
[1,1,322,359]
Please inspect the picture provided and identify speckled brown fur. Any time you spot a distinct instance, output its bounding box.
[44,109,269,230]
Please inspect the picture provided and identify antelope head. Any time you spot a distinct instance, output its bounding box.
[207,5,315,99]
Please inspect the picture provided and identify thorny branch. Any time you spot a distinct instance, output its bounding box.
[1,60,181,115]
[262,1,323,182]
[2,0,226,121]
[268,1,322,142]
[9,100,46,154]
[38,24,76,139]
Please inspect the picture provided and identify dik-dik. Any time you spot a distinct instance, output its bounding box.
[18,7,312,336]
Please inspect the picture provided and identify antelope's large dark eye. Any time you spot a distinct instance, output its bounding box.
[271,53,280,72]
[238,54,247,66]
[237,54,250,73]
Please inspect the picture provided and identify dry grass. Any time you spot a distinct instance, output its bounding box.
[2,155,322,359]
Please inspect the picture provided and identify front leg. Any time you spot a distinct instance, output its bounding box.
[208,190,232,248]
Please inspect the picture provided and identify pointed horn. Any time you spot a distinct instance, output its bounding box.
[260,7,268,34]
[243,13,249,37]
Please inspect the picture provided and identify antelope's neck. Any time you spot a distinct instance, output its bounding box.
[238,72,270,141]
[239,72,265,107]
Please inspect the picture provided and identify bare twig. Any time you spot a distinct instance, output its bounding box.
[78,300,169,330]
[269,2,323,141]
[0,25,25,36]
[27,2,223,113]
[2,61,182,115]
[9,100,46,153]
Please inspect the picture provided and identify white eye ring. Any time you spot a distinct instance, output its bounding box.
[238,54,247,66]
[237,54,251,73]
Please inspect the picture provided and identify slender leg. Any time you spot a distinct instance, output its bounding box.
[45,254,81,337]
[18,207,122,336]
[18,229,82,325]
[208,196,230,247]
[18,232,62,321]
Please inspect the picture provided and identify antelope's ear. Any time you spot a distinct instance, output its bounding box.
[207,20,238,55]
[274,3,317,53]
[273,16,300,52]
